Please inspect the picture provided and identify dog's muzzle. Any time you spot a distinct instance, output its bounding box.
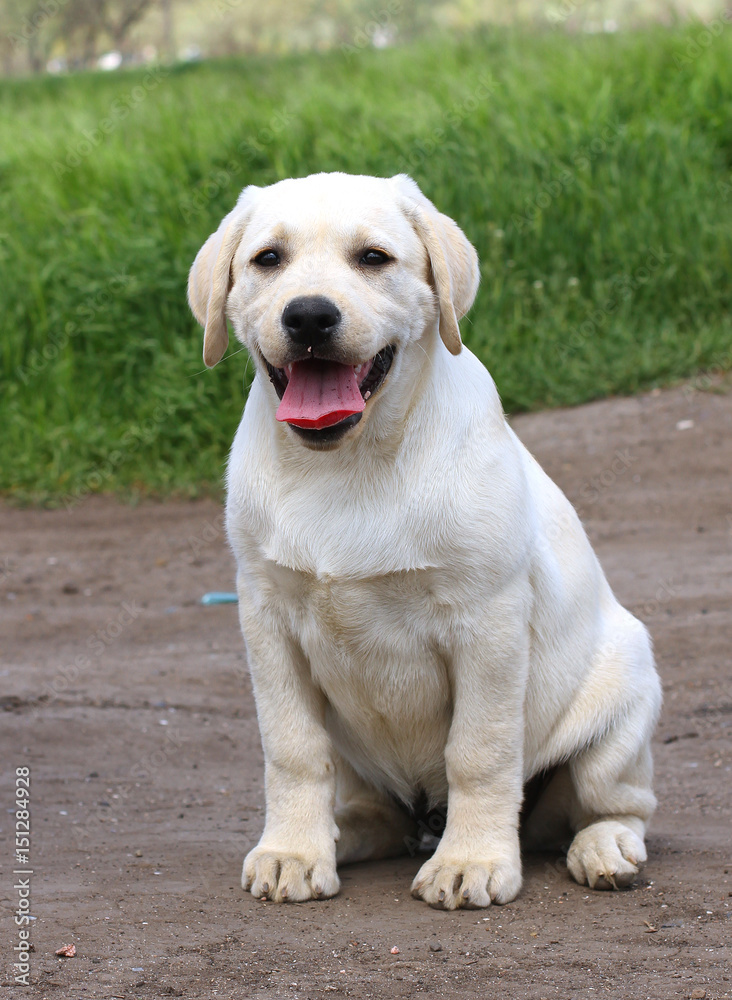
[265,345,395,434]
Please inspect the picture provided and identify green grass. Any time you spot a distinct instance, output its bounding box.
[1,26,731,502]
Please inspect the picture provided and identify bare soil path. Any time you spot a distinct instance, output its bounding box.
[1,381,730,999]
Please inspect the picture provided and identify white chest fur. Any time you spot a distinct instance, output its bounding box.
[225,349,617,802]
[267,561,460,802]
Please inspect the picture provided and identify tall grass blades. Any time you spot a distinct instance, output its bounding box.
[1,27,731,501]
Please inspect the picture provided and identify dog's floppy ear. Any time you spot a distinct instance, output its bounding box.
[188,186,259,368]
[390,174,479,355]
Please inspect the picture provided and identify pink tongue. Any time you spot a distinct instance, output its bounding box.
[276,359,365,429]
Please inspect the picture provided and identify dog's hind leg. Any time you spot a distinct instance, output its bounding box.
[334,759,417,866]
[565,622,662,890]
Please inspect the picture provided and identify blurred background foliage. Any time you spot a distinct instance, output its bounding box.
[1,0,724,74]
[1,2,731,501]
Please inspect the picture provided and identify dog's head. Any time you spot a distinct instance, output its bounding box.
[188,172,479,449]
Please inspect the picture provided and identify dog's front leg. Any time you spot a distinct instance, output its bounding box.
[411,590,528,910]
[239,597,340,903]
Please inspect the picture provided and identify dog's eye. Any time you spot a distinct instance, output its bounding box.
[359,248,392,267]
[253,249,280,267]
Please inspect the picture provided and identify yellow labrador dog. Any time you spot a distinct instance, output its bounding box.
[188,172,661,909]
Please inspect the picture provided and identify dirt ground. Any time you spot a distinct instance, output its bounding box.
[1,380,731,1000]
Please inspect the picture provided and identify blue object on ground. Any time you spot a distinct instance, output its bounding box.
[200,592,239,605]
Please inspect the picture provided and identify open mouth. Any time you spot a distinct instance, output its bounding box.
[264,345,395,435]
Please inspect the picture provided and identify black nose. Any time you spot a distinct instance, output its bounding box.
[282,295,341,347]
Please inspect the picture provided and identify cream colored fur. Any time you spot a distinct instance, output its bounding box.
[188,172,662,909]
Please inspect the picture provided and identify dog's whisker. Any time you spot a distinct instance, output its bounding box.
[187,345,251,379]
[414,340,434,371]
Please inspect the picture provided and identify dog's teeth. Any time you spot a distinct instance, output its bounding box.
[364,391,371,400]
[285,365,293,377]
[355,364,363,375]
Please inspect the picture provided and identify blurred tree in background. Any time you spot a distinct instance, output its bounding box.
[0,0,722,76]
[3,0,157,72]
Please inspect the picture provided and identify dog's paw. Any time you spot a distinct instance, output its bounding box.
[242,845,339,903]
[411,850,522,910]
[567,821,646,890]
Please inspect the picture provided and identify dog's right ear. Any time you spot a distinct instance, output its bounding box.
[188,187,258,368]
[390,174,479,356]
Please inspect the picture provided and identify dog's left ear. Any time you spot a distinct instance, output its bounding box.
[188,186,259,368]
[391,174,480,355]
